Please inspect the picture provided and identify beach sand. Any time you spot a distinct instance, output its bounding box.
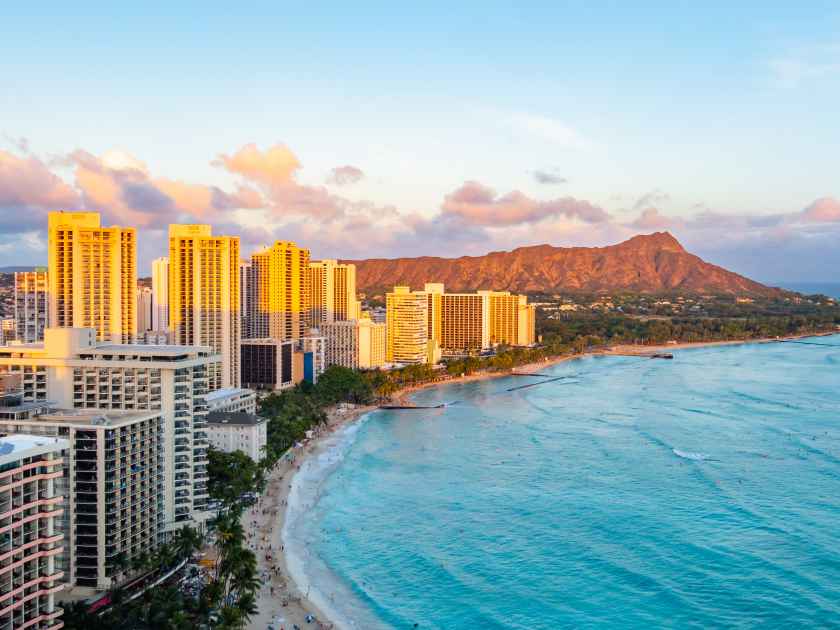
[246,331,835,629]
[246,403,376,630]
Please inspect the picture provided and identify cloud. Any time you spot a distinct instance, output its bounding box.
[630,207,681,230]
[799,197,840,223]
[327,165,365,186]
[215,143,300,187]
[441,180,610,226]
[532,170,568,185]
[632,189,671,213]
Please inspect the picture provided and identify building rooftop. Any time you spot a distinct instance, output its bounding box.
[83,344,211,355]
[207,411,265,426]
[22,408,162,428]
[0,434,69,463]
[205,387,254,401]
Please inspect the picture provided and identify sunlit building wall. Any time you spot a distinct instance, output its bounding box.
[309,260,360,325]
[168,224,240,388]
[248,241,310,341]
[386,286,437,364]
[151,256,169,332]
[47,211,136,343]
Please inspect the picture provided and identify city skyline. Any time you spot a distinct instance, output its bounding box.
[3,4,840,282]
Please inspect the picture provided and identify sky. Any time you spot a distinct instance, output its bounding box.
[2,2,840,282]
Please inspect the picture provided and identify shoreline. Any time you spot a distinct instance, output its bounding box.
[248,330,837,629]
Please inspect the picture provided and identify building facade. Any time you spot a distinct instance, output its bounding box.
[0,411,164,593]
[323,318,386,369]
[483,291,536,347]
[240,338,302,391]
[439,293,490,355]
[168,224,240,389]
[206,412,267,461]
[308,260,360,326]
[247,242,310,341]
[0,434,67,630]
[137,286,153,333]
[47,211,136,343]
[0,328,217,532]
[151,257,169,333]
[386,286,438,364]
[205,387,257,415]
[14,270,48,344]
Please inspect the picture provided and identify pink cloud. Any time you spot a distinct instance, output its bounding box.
[800,197,840,222]
[215,143,300,187]
[441,180,609,226]
[0,150,79,209]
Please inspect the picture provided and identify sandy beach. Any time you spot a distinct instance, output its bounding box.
[246,330,836,629]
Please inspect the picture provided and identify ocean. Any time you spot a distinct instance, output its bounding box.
[284,337,840,629]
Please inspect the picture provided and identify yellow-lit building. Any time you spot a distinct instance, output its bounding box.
[482,291,536,347]
[47,211,136,343]
[323,316,386,369]
[249,241,310,341]
[440,293,490,354]
[386,286,440,365]
[309,260,361,325]
[168,224,240,388]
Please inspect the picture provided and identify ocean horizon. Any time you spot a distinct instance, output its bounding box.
[284,337,840,629]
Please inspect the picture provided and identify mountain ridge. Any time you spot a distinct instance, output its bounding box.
[343,232,780,296]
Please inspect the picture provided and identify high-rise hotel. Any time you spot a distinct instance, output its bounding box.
[308,260,361,325]
[168,225,240,388]
[386,284,535,363]
[247,241,310,341]
[47,211,136,343]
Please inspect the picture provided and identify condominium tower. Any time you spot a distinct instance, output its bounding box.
[151,256,169,332]
[323,317,386,369]
[386,286,439,365]
[14,269,48,343]
[248,241,310,341]
[168,224,240,388]
[0,434,67,629]
[137,286,153,333]
[47,211,136,343]
[308,260,360,325]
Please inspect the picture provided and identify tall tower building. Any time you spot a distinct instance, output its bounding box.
[482,291,536,347]
[47,211,136,343]
[424,282,444,345]
[239,260,252,338]
[308,260,360,325]
[137,286,153,333]
[440,292,490,354]
[14,269,48,343]
[386,286,438,364]
[249,241,310,341]
[168,224,241,388]
[151,256,169,332]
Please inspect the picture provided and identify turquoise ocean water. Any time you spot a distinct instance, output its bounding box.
[284,337,840,629]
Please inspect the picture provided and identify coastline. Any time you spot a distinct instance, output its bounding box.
[248,330,837,629]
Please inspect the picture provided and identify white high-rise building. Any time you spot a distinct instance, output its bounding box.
[323,317,387,369]
[0,434,67,627]
[14,269,48,343]
[137,286,153,333]
[0,327,217,531]
[152,256,169,332]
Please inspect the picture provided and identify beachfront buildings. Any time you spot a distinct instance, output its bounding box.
[386,284,536,361]
[47,211,137,343]
[239,260,252,339]
[246,241,310,341]
[0,327,217,532]
[0,434,67,629]
[240,338,302,391]
[323,317,386,369]
[14,270,48,343]
[0,409,164,593]
[151,256,169,333]
[168,224,240,389]
[206,412,267,460]
[386,286,440,365]
[205,387,257,415]
[308,260,360,325]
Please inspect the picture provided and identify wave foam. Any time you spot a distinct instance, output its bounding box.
[673,448,713,461]
[282,414,385,630]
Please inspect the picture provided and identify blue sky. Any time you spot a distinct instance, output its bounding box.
[2,2,840,282]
